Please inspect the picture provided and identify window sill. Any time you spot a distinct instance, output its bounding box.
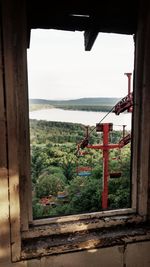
[21,210,147,260]
[22,209,140,239]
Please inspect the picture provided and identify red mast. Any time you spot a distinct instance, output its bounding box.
[113,73,133,115]
[101,123,110,209]
[77,123,131,210]
[124,72,133,113]
[77,72,133,209]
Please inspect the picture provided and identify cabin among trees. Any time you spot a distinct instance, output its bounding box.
[0,0,150,266]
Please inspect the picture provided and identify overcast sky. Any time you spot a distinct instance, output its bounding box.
[27,29,134,100]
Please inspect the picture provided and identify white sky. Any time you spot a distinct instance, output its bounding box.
[27,29,134,100]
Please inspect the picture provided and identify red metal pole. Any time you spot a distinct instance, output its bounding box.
[123,125,126,139]
[77,122,131,209]
[124,73,132,95]
[102,123,109,209]
[124,72,132,112]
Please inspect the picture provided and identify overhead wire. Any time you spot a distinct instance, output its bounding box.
[86,97,124,137]
[75,98,123,154]
[88,104,117,135]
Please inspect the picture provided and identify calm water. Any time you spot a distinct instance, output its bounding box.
[29,108,132,130]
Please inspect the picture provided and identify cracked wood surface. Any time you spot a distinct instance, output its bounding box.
[21,222,150,260]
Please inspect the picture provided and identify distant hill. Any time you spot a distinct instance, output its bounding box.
[29,97,120,106]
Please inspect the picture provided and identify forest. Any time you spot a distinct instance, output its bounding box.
[30,119,131,219]
[29,97,120,112]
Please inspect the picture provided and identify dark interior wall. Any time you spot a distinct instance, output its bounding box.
[0,0,150,266]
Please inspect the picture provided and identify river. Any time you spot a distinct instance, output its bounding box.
[29,108,132,130]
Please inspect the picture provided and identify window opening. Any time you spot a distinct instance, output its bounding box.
[27,30,134,219]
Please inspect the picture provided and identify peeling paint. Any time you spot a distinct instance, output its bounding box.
[21,223,150,260]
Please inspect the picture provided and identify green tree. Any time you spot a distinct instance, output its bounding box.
[67,176,102,214]
[36,173,66,198]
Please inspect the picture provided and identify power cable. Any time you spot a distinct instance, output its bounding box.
[88,105,116,135]
[76,99,123,153]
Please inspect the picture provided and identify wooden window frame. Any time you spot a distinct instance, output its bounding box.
[1,0,150,263]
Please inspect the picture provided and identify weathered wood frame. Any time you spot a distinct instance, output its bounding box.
[0,0,150,263]
[1,0,32,262]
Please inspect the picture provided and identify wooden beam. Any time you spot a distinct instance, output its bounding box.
[84,30,98,51]
[133,0,150,217]
[27,29,31,48]
[2,0,21,260]
[0,19,11,265]
[1,0,30,261]
[21,223,149,260]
